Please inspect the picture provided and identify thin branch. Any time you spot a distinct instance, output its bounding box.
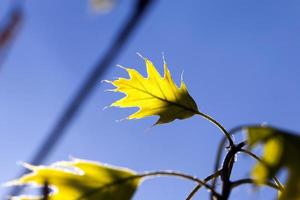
[186,170,222,200]
[230,178,282,191]
[210,137,227,200]
[212,125,248,172]
[139,171,221,199]
[239,149,284,190]
[210,123,286,199]
[210,126,244,200]
[77,170,221,200]
[196,112,234,147]
[212,123,271,171]
[209,122,271,200]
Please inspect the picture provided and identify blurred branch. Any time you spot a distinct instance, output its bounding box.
[0,6,23,69]
[7,0,156,197]
[42,180,50,200]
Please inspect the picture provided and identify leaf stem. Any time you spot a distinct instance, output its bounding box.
[185,170,222,200]
[230,178,283,191]
[139,170,221,199]
[239,149,284,190]
[210,124,266,199]
[77,170,220,200]
[196,112,234,147]
[78,169,221,200]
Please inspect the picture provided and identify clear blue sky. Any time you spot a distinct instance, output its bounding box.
[1,0,300,199]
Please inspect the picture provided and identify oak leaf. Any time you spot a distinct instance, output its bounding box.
[108,55,199,124]
[5,159,140,200]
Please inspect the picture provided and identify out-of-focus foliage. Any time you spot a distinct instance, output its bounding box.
[6,159,140,200]
[90,0,116,13]
[107,55,199,124]
[246,126,300,200]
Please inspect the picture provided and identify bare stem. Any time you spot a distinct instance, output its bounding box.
[139,170,220,198]
[210,124,267,200]
[239,149,284,190]
[196,112,234,147]
[220,142,246,200]
[231,178,283,191]
[77,170,220,200]
[186,170,222,200]
[211,137,227,200]
[210,124,246,200]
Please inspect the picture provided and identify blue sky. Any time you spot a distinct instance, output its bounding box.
[1,0,300,199]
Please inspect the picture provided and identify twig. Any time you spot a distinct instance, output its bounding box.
[239,149,284,190]
[140,170,220,198]
[230,178,282,191]
[196,112,234,147]
[77,170,221,200]
[210,125,245,200]
[186,170,222,200]
[220,141,246,200]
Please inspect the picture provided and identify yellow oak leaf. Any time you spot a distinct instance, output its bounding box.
[5,159,141,200]
[108,55,199,124]
[246,126,300,200]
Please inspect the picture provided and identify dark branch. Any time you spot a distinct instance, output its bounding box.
[220,141,246,200]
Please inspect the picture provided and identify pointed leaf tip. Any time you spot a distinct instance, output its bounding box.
[108,55,199,125]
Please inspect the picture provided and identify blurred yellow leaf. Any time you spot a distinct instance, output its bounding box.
[90,0,116,13]
[6,159,140,200]
[246,126,300,200]
[108,55,199,124]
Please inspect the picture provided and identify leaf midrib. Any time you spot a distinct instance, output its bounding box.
[119,81,198,114]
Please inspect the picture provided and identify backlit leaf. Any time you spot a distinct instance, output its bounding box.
[5,158,141,200]
[108,55,199,124]
[246,126,300,200]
